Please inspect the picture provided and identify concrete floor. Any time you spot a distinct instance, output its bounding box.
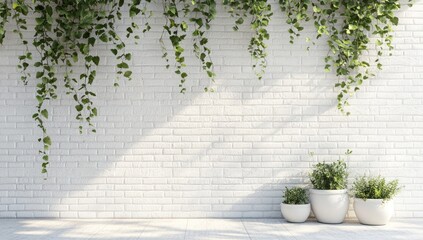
[0,218,422,240]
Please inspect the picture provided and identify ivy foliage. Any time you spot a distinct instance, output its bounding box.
[0,2,9,44]
[282,187,309,205]
[161,0,217,93]
[280,0,413,115]
[1,0,143,174]
[190,0,217,92]
[223,0,272,79]
[0,1,412,174]
[352,176,401,202]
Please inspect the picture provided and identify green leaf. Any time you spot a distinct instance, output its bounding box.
[117,62,129,69]
[99,34,108,42]
[124,71,132,78]
[36,72,44,78]
[43,136,51,146]
[92,56,100,66]
[391,17,399,25]
[41,109,48,119]
[75,105,83,112]
[313,6,321,13]
[36,96,43,103]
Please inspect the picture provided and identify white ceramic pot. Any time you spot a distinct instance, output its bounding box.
[280,203,311,223]
[309,189,349,224]
[354,198,394,225]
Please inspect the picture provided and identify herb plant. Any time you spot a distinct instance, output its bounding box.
[282,187,309,205]
[352,176,401,202]
[310,159,349,190]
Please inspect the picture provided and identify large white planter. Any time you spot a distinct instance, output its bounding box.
[280,203,310,223]
[354,198,394,225]
[309,189,349,224]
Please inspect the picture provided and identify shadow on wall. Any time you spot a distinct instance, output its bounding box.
[3,43,339,218]
[3,1,421,219]
[229,170,311,218]
[47,80,334,218]
[6,62,337,218]
[0,0,345,219]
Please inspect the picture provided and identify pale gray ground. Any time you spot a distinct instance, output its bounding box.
[0,218,421,240]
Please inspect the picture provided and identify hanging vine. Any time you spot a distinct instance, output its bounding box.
[161,0,190,93]
[190,0,217,92]
[0,0,413,174]
[0,2,9,44]
[280,0,413,115]
[223,0,272,80]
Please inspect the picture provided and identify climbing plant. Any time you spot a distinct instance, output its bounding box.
[223,0,272,79]
[160,0,217,93]
[0,0,412,174]
[279,0,413,115]
[1,0,143,173]
[190,0,217,92]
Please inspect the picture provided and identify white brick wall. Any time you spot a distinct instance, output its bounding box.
[0,1,423,218]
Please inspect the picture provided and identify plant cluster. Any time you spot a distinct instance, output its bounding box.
[0,1,412,174]
[223,0,272,79]
[282,187,309,205]
[280,0,414,115]
[352,176,401,202]
[309,155,349,190]
[161,0,217,93]
[2,0,146,173]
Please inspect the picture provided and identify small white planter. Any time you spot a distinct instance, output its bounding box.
[280,203,310,223]
[354,198,394,225]
[309,189,349,224]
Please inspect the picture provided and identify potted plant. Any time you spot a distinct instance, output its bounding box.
[281,187,310,223]
[309,152,350,224]
[352,176,401,225]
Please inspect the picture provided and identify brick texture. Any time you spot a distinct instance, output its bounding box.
[0,1,422,218]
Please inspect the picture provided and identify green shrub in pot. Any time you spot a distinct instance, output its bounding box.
[308,150,351,224]
[352,176,400,202]
[309,159,348,190]
[352,176,401,225]
[281,187,310,223]
[283,187,309,205]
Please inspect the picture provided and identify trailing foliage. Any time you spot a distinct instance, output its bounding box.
[0,1,412,174]
[161,0,217,93]
[280,0,413,115]
[1,0,143,174]
[162,0,190,93]
[352,176,401,202]
[309,150,351,190]
[190,0,217,92]
[223,0,272,79]
[0,2,9,44]
[282,187,309,205]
